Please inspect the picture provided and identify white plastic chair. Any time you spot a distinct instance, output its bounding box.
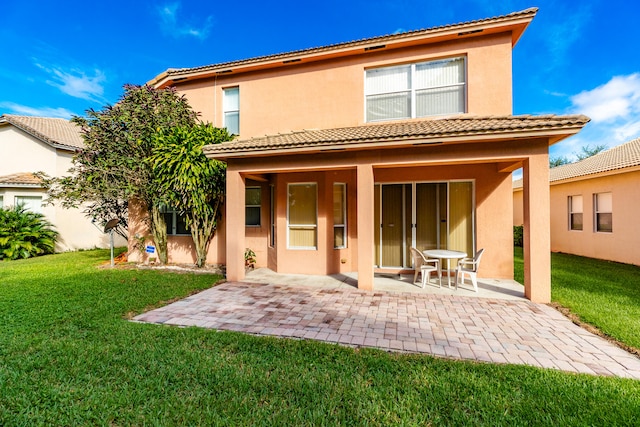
[455,248,484,292]
[410,247,441,288]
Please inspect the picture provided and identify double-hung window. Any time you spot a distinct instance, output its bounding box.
[223,87,239,135]
[15,196,42,214]
[245,187,261,227]
[365,57,465,122]
[333,183,347,248]
[287,183,317,249]
[568,195,583,231]
[594,192,612,232]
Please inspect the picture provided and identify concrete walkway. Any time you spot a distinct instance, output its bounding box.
[133,280,640,380]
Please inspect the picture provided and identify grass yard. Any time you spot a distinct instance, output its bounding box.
[1,249,639,425]
[514,247,640,351]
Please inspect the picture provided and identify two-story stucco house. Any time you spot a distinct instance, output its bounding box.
[0,114,126,251]
[131,8,589,302]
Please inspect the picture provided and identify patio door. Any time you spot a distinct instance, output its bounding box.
[375,181,474,268]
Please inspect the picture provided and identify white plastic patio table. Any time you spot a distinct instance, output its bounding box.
[423,249,467,288]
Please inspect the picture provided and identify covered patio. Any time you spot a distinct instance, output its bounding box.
[205,115,590,303]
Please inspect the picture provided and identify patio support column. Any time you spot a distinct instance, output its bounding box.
[226,167,246,282]
[357,162,375,291]
[523,154,551,303]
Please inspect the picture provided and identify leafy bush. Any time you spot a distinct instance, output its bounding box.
[513,225,523,247]
[0,206,58,260]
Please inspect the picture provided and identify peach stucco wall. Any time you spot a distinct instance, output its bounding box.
[513,187,523,226]
[176,33,513,139]
[549,170,640,266]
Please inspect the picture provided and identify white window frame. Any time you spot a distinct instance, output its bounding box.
[568,195,583,231]
[594,192,612,233]
[287,183,318,250]
[0,195,3,209]
[160,205,190,236]
[364,56,466,122]
[245,186,261,227]
[269,185,275,248]
[223,86,239,135]
[333,183,347,249]
[15,195,42,214]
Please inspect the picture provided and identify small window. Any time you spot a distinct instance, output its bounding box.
[223,87,239,135]
[287,183,317,249]
[568,195,583,231]
[0,195,3,209]
[594,192,612,232]
[160,205,189,236]
[333,183,347,248]
[269,185,275,247]
[245,187,261,227]
[15,196,42,214]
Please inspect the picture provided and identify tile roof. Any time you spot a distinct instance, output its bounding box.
[151,8,537,85]
[204,115,590,158]
[0,172,43,187]
[512,137,640,189]
[550,137,640,183]
[0,114,84,150]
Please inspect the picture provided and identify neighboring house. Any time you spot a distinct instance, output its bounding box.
[0,114,126,251]
[514,137,640,266]
[131,7,589,303]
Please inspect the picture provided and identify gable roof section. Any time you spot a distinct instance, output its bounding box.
[512,137,640,189]
[150,8,537,88]
[204,114,590,159]
[0,172,43,188]
[0,115,84,151]
[551,137,640,183]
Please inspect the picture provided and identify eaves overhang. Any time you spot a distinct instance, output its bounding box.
[204,115,590,161]
[149,8,537,89]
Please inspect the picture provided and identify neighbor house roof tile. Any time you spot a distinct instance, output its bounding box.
[0,172,43,187]
[0,115,84,150]
[204,114,590,157]
[512,137,640,189]
[550,137,640,182]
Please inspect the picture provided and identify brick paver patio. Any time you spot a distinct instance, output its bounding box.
[133,281,640,379]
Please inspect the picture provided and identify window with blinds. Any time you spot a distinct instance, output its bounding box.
[223,87,239,135]
[287,183,317,249]
[365,57,466,122]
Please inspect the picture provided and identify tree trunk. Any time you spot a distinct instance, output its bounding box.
[149,204,168,264]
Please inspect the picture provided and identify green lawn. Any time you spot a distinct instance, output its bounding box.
[1,250,639,425]
[514,247,640,351]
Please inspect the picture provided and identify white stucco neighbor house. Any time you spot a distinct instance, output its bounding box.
[0,114,127,251]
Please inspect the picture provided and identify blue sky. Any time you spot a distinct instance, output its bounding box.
[1,0,639,160]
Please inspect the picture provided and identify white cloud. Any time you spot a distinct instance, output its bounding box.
[0,102,75,119]
[570,73,640,122]
[157,2,213,40]
[550,72,640,162]
[34,62,106,103]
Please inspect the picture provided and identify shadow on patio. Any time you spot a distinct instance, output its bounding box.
[244,268,525,300]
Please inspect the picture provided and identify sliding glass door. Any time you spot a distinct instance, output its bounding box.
[375,181,474,268]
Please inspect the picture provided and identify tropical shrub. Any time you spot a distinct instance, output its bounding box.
[513,225,524,247]
[0,206,58,260]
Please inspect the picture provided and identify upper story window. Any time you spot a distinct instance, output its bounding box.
[223,87,239,135]
[594,192,612,233]
[568,195,583,231]
[365,57,466,122]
